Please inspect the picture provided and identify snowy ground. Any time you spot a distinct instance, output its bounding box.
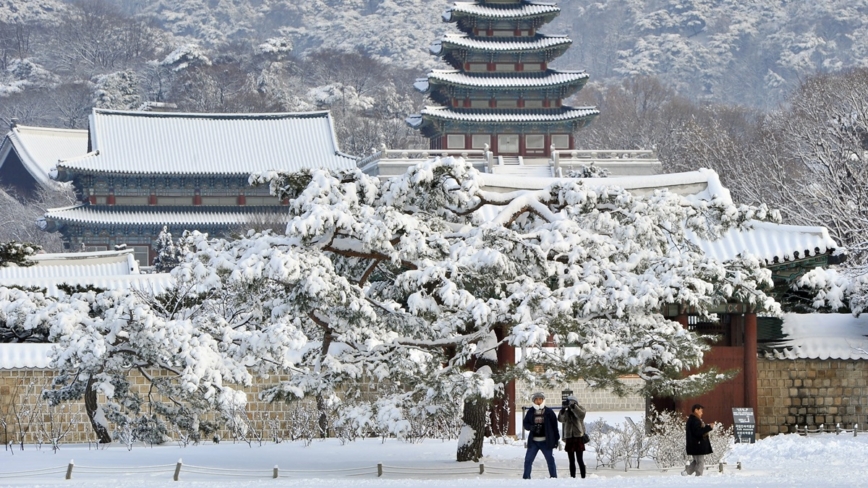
[1,411,865,487]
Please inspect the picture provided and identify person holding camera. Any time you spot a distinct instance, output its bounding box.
[522,392,560,479]
[683,404,716,476]
[558,395,588,478]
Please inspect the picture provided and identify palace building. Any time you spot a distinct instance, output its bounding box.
[40,109,357,265]
[0,123,86,199]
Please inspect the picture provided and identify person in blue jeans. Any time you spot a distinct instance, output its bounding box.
[522,392,560,479]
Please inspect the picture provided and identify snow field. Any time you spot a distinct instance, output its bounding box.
[2,411,867,487]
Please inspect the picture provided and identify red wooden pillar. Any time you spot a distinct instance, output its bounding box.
[193,189,202,206]
[106,189,115,206]
[237,191,246,206]
[744,312,758,417]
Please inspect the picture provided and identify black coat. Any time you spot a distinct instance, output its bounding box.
[685,414,713,455]
[523,406,560,449]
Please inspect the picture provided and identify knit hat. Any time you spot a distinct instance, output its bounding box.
[566,395,578,402]
[531,392,545,402]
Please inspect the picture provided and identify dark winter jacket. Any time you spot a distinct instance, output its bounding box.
[685,414,713,455]
[557,402,587,440]
[523,405,560,449]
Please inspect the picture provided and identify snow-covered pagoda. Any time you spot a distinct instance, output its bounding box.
[408,0,598,159]
[40,109,357,265]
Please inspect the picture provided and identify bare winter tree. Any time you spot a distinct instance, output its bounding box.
[0,185,76,253]
[763,69,868,264]
[47,0,160,76]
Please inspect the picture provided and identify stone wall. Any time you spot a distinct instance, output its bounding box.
[516,376,646,413]
[0,368,302,445]
[1,367,646,445]
[757,358,868,436]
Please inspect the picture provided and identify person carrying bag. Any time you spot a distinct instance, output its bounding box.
[557,395,588,478]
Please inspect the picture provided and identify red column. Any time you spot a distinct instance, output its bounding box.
[237,192,246,206]
[106,189,115,206]
[148,192,157,206]
[744,312,758,416]
[193,189,202,206]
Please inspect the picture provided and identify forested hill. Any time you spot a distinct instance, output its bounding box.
[3,0,868,108]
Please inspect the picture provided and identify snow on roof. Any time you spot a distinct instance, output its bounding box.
[691,220,839,265]
[0,249,139,281]
[432,33,571,54]
[0,273,174,299]
[444,2,560,21]
[0,343,55,369]
[0,125,88,187]
[422,69,589,89]
[478,169,840,264]
[413,106,599,125]
[764,313,868,360]
[41,205,288,228]
[53,109,357,177]
[479,168,717,195]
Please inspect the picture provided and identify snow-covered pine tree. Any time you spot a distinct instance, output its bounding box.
[236,157,777,461]
[152,226,181,271]
[0,241,41,267]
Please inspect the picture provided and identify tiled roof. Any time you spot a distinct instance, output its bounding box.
[478,169,841,265]
[409,106,599,126]
[419,70,589,90]
[445,2,560,21]
[0,249,139,281]
[0,344,55,369]
[432,33,571,54]
[690,220,839,265]
[0,273,175,300]
[41,205,288,228]
[762,314,868,361]
[53,109,358,178]
[0,125,87,187]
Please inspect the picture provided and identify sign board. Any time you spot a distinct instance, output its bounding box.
[732,407,756,444]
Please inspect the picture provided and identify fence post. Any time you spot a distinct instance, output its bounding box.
[719,462,724,473]
[737,461,742,470]
[819,424,825,434]
[173,459,182,481]
[479,463,485,475]
[377,463,383,477]
[273,465,279,479]
[855,424,859,437]
[65,460,74,480]
[836,424,841,435]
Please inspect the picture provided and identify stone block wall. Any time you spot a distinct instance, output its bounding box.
[0,368,308,445]
[757,358,868,436]
[516,376,645,413]
[1,366,647,445]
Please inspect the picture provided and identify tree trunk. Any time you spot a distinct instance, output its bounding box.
[456,398,487,462]
[85,378,112,444]
[316,393,329,438]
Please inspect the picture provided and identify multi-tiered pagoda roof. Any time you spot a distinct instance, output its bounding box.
[409,0,598,157]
